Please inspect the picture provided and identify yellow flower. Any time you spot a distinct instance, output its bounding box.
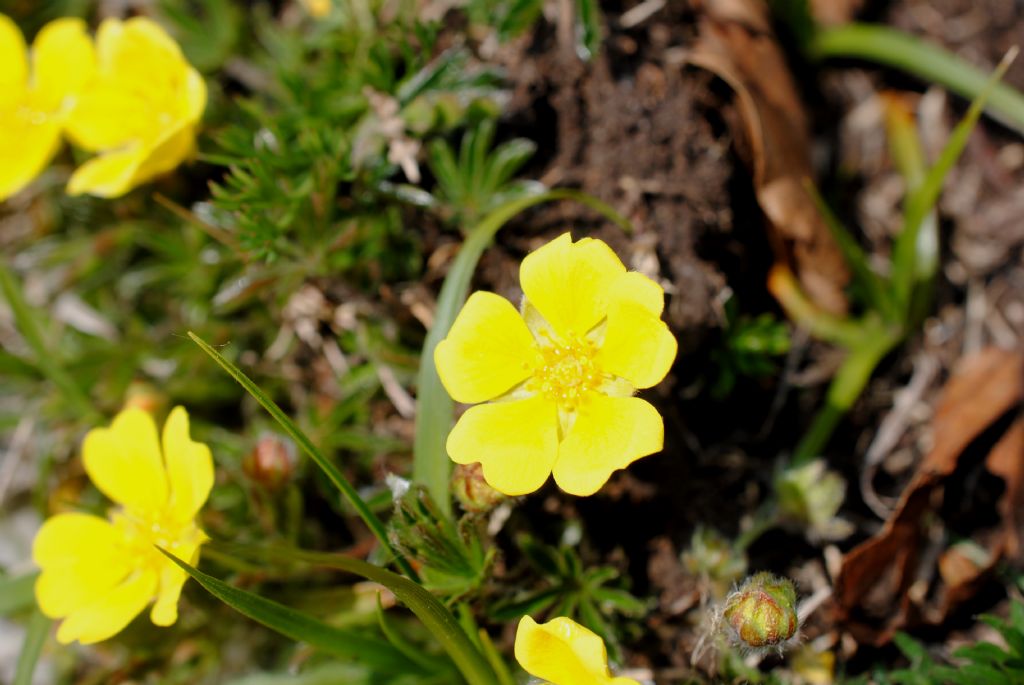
[434,233,677,496]
[0,15,94,200]
[514,616,639,685]
[33,407,213,644]
[64,17,205,198]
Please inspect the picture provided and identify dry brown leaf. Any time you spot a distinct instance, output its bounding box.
[834,348,1024,646]
[690,0,850,314]
[809,0,864,26]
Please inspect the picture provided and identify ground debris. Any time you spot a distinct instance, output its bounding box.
[834,347,1024,646]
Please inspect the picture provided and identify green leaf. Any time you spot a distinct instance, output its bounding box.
[488,588,563,621]
[0,261,96,419]
[892,631,928,664]
[186,332,417,581]
[0,573,38,617]
[576,0,602,60]
[210,542,499,685]
[13,608,50,685]
[892,49,1015,315]
[429,139,463,202]
[481,138,537,193]
[411,189,631,516]
[160,550,421,674]
[375,596,456,674]
[810,25,1024,135]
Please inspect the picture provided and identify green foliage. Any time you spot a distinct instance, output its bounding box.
[425,119,541,228]
[206,4,503,263]
[389,485,494,602]
[489,532,647,661]
[783,53,1012,467]
[164,549,427,675]
[463,0,545,42]
[710,296,790,398]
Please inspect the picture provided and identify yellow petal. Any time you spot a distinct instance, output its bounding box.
[552,394,663,496]
[0,115,61,201]
[0,14,27,106]
[446,395,558,496]
[162,406,214,524]
[65,85,153,151]
[183,67,207,122]
[55,569,157,645]
[30,17,94,113]
[129,121,197,187]
[33,513,131,618]
[95,17,186,92]
[609,270,666,316]
[596,298,677,389]
[150,535,203,626]
[514,616,638,685]
[66,144,145,198]
[519,233,626,339]
[435,291,540,404]
[82,407,168,514]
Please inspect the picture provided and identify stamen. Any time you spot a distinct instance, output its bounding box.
[528,335,601,409]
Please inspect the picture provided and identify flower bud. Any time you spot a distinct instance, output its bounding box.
[452,463,505,514]
[722,572,798,649]
[243,433,297,492]
[123,380,167,415]
[776,459,853,542]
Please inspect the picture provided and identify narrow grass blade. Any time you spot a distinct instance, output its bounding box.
[802,179,895,321]
[375,596,456,674]
[881,94,938,325]
[411,190,631,517]
[160,550,422,674]
[0,262,96,419]
[811,24,1024,135]
[187,332,417,580]
[13,608,50,685]
[211,541,499,685]
[892,48,1015,313]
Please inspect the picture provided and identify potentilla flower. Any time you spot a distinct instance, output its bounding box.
[0,15,94,200]
[64,17,206,198]
[514,615,639,685]
[435,233,677,496]
[33,407,213,644]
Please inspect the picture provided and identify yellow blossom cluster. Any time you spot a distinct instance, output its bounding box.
[0,14,204,201]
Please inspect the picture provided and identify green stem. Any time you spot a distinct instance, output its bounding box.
[810,23,1024,135]
[0,262,96,420]
[412,190,630,517]
[13,609,50,685]
[790,327,899,467]
[733,504,781,552]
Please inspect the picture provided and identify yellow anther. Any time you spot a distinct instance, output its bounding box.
[529,336,600,409]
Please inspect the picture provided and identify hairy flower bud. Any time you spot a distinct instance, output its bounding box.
[243,433,297,492]
[452,463,506,514]
[722,572,799,650]
[123,380,167,415]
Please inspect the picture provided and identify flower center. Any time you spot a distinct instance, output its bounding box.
[530,336,600,409]
[113,508,202,570]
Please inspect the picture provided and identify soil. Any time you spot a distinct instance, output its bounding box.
[431,0,1024,679]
